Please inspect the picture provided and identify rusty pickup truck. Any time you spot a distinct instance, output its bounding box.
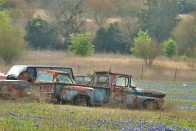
[0,65,75,100]
[33,69,94,105]
[55,71,165,110]
[86,71,165,110]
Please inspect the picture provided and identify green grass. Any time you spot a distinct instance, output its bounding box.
[0,101,195,131]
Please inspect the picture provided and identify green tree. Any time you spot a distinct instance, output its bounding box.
[173,13,196,58]
[68,33,94,56]
[131,30,161,66]
[163,38,177,58]
[0,3,26,65]
[25,17,62,50]
[94,23,129,53]
[139,0,179,42]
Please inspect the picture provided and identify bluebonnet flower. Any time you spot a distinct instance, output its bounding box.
[10,112,16,116]
[34,123,39,128]
[51,123,54,128]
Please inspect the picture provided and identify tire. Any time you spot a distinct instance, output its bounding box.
[75,98,87,106]
[144,100,158,110]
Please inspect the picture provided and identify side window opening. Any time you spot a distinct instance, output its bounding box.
[57,74,73,84]
[116,76,129,87]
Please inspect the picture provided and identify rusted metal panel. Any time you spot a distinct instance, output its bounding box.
[0,73,6,80]
[89,71,166,109]
[0,80,30,98]
[90,86,110,105]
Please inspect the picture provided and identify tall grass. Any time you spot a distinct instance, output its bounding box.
[0,50,195,81]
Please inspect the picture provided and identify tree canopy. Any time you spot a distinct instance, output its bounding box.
[0,0,26,65]
[131,30,161,66]
[173,13,196,58]
[68,33,94,56]
[25,17,62,50]
[94,23,129,53]
[139,0,179,42]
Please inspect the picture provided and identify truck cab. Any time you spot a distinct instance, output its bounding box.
[88,71,165,110]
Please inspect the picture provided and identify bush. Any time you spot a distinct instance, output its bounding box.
[68,33,94,56]
[163,38,177,58]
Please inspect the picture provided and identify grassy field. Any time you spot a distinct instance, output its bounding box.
[0,50,196,130]
[0,101,195,131]
[0,50,195,81]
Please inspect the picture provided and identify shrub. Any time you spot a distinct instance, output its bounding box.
[163,38,177,58]
[68,33,94,56]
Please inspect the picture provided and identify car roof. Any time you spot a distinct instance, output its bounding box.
[75,74,90,77]
[13,65,72,69]
[95,71,132,77]
[38,69,70,75]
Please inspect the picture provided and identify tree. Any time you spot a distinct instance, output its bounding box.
[25,17,62,50]
[131,30,161,66]
[163,38,177,58]
[94,23,129,53]
[0,3,26,65]
[176,0,196,14]
[41,0,85,48]
[172,13,196,58]
[139,0,179,42]
[85,0,117,27]
[68,33,94,56]
[1,0,37,31]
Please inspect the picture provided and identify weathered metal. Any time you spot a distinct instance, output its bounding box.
[86,71,166,110]
[74,74,92,85]
[33,70,95,105]
[0,73,6,80]
[0,80,31,99]
[0,65,74,100]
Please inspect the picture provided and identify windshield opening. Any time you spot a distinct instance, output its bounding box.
[36,72,53,82]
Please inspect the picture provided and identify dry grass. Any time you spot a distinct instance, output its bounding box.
[0,50,195,81]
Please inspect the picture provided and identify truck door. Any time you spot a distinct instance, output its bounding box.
[114,76,129,103]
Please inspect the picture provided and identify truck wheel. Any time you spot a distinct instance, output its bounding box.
[75,98,87,106]
[144,100,158,110]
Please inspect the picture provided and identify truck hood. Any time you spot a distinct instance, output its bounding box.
[66,85,94,92]
[135,88,166,98]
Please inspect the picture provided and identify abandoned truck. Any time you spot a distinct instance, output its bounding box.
[0,65,75,100]
[53,71,165,110]
[33,69,94,105]
[85,71,166,110]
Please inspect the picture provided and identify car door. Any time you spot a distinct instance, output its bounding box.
[114,75,129,103]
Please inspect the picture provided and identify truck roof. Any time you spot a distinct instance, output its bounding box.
[38,69,70,75]
[12,65,72,69]
[95,71,132,77]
